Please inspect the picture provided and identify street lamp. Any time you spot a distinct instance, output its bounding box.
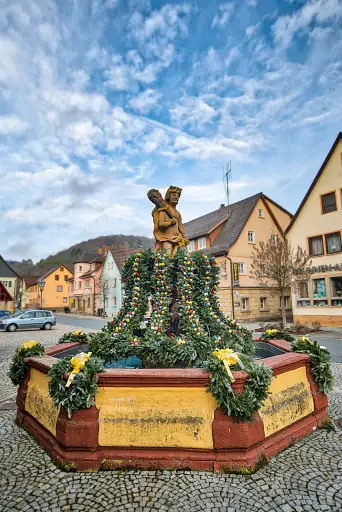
[37,280,46,309]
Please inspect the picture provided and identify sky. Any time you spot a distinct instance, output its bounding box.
[1,0,341,262]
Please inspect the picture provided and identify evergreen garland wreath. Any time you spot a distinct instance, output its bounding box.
[205,351,273,421]
[9,341,45,386]
[48,354,104,418]
[291,336,334,393]
[58,330,88,344]
[261,329,295,343]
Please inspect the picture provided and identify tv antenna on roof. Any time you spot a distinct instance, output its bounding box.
[223,161,232,213]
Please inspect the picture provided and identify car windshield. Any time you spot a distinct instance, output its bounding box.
[10,310,25,317]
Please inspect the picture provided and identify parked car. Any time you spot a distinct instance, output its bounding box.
[0,310,56,332]
[0,310,11,318]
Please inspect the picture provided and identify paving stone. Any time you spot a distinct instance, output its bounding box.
[1,328,342,512]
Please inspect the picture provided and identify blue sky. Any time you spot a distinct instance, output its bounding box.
[0,0,341,261]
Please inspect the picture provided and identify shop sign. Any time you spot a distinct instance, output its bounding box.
[309,264,342,273]
[232,263,239,287]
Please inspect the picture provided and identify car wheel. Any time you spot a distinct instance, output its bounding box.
[44,322,52,330]
[7,324,17,332]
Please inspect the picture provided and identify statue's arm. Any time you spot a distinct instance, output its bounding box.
[158,211,173,229]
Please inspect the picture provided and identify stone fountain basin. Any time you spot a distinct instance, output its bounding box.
[16,339,329,473]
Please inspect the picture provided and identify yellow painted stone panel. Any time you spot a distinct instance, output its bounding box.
[96,387,217,449]
[25,369,59,436]
[259,367,314,437]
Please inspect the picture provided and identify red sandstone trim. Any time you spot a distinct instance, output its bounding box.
[46,342,81,356]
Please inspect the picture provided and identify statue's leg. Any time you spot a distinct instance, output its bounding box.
[162,242,173,256]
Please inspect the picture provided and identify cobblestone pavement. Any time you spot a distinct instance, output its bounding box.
[0,327,342,511]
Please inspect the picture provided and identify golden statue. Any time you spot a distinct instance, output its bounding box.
[147,186,189,256]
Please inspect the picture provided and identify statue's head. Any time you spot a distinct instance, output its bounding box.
[165,186,182,206]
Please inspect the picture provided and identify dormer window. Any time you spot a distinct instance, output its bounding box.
[198,236,206,250]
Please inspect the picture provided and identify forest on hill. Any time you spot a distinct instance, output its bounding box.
[8,234,154,277]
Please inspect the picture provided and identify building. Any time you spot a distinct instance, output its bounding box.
[184,193,293,321]
[68,253,104,315]
[0,255,20,311]
[100,243,141,317]
[26,265,73,311]
[286,132,342,327]
[18,276,40,309]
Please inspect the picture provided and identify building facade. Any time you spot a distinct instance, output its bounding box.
[100,244,141,318]
[68,254,104,315]
[184,193,293,322]
[286,132,342,327]
[0,255,20,312]
[26,265,73,311]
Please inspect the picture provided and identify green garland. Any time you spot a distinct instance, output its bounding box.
[9,341,45,386]
[58,330,88,344]
[291,336,334,393]
[205,351,273,421]
[260,329,295,343]
[48,353,104,418]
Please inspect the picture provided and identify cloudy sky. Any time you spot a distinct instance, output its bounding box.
[1,0,341,262]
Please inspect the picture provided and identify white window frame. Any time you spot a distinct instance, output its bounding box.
[63,297,67,303]
[198,236,206,250]
[248,231,255,243]
[260,297,266,310]
[241,298,248,311]
[237,263,245,275]
[188,240,195,252]
[258,209,263,218]
[112,278,117,288]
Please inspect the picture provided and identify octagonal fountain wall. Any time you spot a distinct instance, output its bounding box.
[16,339,329,473]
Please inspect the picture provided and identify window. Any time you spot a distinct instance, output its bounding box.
[112,278,117,288]
[237,263,245,274]
[270,234,277,245]
[113,296,117,305]
[60,266,64,271]
[297,281,310,307]
[64,275,68,281]
[78,281,82,290]
[260,297,266,310]
[248,231,255,243]
[331,277,342,306]
[188,240,195,252]
[8,281,12,287]
[258,209,263,218]
[90,263,95,271]
[87,298,91,307]
[241,298,249,311]
[55,275,59,281]
[321,192,336,213]
[313,278,326,298]
[63,297,67,303]
[57,285,63,292]
[198,236,206,250]
[85,279,90,289]
[325,232,342,254]
[22,312,34,319]
[260,264,266,276]
[35,311,45,318]
[79,265,82,271]
[309,235,324,256]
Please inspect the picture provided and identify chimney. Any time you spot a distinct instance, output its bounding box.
[220,204,225,208]
[98,247,103,254]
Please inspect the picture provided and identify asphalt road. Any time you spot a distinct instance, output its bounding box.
[55,314,342,363]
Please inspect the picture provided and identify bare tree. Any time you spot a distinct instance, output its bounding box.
[15,279,28,310]
[96,278,111,317]
[249,235,312,328]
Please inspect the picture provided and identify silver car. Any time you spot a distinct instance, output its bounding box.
[0,310,56,332]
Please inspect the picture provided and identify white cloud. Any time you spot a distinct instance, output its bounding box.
[272,0,342,48]
[0,116,28,134]
[211,3,234,29]
[128,4,191,42]
[170,96,217,129]
[129,88,162,113]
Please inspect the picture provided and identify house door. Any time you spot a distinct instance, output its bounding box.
[82,300,86,312]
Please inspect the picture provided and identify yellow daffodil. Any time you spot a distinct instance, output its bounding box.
[73,330,84,336]
[21,340,38,350]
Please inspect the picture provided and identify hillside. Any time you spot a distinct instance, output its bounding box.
[8,234,154,277]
